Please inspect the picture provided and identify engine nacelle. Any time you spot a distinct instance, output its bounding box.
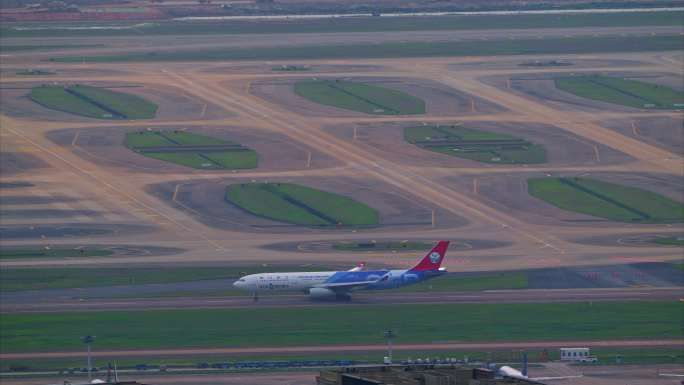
[308,288,337,299]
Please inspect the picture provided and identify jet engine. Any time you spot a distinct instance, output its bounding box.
[308,288,337,299]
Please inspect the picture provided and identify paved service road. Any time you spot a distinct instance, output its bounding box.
[2,339,681,360]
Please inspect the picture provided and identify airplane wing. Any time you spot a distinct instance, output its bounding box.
[314,280,378,290]
[659,373,684,377]
[315,273,389,291]
[531,375,583,381]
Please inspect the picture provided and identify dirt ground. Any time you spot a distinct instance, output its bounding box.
[248,76,504,118]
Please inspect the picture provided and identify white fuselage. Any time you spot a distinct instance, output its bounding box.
[498,366,527,380]
[234,271,335,292]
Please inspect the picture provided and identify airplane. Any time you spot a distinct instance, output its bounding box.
[659,372,684,385]
[494,353,583,383]
[233,241,450,300]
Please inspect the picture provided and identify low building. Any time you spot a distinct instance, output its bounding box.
[317,364,538,385]
[560,348,592,361]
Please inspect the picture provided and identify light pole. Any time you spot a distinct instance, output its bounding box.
[81,335,95,381]
[384,329,396,364]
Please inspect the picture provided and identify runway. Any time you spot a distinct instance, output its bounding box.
[3,287,681,313]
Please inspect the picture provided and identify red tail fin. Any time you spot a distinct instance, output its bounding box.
[410,241,450,271]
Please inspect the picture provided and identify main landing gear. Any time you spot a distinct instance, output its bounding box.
[335,293,352,302]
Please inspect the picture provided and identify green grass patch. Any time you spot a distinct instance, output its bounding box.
[29,84,157,119]
[48,35,684,63]
[405,124,546,164]
[15,69,55,76]
[555,75,684,109]
[528,177,684,223]
[141,152,214,168]
[125,131,258,170]
[585,347,684,365]
[4,12,682,38]
[653,236,684,246]
[294,79,425,115]
[0,265,331,293]
[1,301,680,353]
[0,247,112,260]
[226,182,379,227]
[332,241,434,252]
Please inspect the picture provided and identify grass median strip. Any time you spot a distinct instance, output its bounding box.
[405,124,546,164]
[0,247,112,260]
[29,84,157,119]
[1,301,679,353]
[528,177,684,223]
[0,265,336,293]
[332,241,434,252]
[16,69,55,76]
[126,131,257,169]
[226,182,379,227]
[555,75,684,109]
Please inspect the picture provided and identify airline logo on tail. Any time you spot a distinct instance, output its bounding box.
[410,241,449,271]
